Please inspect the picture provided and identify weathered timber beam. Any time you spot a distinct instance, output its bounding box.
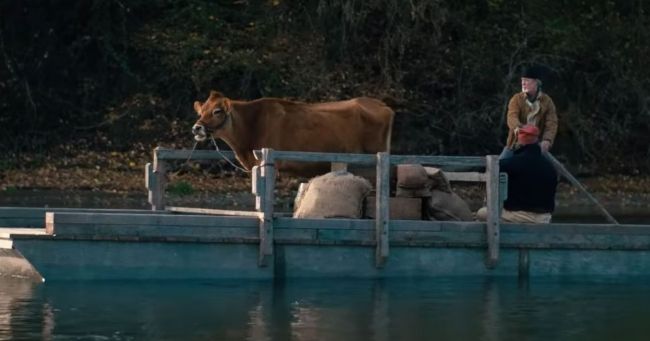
[155,148,237,161]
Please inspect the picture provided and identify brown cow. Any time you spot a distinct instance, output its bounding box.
[191,91,395,175]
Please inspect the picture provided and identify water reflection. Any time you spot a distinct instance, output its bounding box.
[0,280,53,340]
[1,277,650,340]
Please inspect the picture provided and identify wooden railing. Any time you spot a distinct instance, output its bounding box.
[145,147,508,268]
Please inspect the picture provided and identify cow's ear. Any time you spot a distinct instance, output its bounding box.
[223,98,232,114]
[193,101,202,115]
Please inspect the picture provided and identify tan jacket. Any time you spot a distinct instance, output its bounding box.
[506,92,558,148]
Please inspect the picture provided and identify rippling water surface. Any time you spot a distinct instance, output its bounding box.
[2,277,650,341]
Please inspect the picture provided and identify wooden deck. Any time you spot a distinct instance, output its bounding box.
[1,148,647,281]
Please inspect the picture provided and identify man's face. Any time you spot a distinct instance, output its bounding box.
[521,77,538,95]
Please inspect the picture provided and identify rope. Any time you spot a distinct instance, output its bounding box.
[169,141,199,177]
[170,139,250,177]
[210,137,250,173]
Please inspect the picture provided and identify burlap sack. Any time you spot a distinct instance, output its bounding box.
[426,189,473,221]
[396,186,432,198]
[397,164,430,189]
[424,167,452,193]
[293,171,372,219]
[293,182,309,215]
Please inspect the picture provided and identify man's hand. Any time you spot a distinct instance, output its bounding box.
[540,140,551,152]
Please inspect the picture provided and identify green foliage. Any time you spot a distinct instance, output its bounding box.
[1,186,18,194]
[167,180,195,196]
[1,0,649,173]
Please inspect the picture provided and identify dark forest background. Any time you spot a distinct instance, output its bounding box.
[1,0,649,175]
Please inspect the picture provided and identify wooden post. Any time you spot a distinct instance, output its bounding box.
[546,153,619,224]
[149,147,167,211]
[252,165,265,212]
[258,148,275,267]
[375,152,390,268]
[485,155,500,268]
[145,162,154,205]
[499,173,508,208]
[331,162,348,172]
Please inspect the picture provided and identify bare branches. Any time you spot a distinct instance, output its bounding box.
[0,27,37,114]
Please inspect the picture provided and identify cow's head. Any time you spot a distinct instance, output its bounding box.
[192,91,233,141]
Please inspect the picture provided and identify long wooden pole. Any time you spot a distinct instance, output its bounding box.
[545,153,619,225]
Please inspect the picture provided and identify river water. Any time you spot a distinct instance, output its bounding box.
[2,277,650,341]
[2,190,650,340]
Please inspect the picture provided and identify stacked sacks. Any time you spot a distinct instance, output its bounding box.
[293,171,372,219]
[396,164,432,197]
[424,167,473,221]
[396,164,473,221]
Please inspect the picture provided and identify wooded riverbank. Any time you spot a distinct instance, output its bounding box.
[2,1,649,174]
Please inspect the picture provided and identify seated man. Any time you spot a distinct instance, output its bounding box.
[477,124,558,223]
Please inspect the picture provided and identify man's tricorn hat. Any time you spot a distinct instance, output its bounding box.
[521,65,544,80]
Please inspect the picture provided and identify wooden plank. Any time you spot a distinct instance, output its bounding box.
[278,227,485,246]
[167,206,262,218]
[443,171,487,182]
[0,228,47,238]
[390,155,485,168]
[434,221,485,232]
[0,207,164,218]
[0,208,170,228]
[0,238,12,249]
[318,229,375,244]
[274,217,485,232]
[500,223,650,250]
[502,223,650,235]
[501,231,650,250]
[375,152,390,267]
[50,212,259,227]
[485,155,500,268]
[155,149,487,169]
[390,230,485,246]
[14,211,650,250]
[252,165,265,211]
[150,147,167,211]
[13,239,273,280]
[273,228,318,243]
[259,148,275,267]
[271,150,376,164]
[43,212,650,237]
[45,212,259,236]
[275,217,375,230]
[499,173,508,203]
[155,148,237,161]
[16,236,650,280]
[168,207,289,218]
[45,212,259,239]
[330,162,348,172]
[279,219,650,235]
[24,224,650,250]
[276,219,650,237]
[51,225,259,240]
[145,162,154,190]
